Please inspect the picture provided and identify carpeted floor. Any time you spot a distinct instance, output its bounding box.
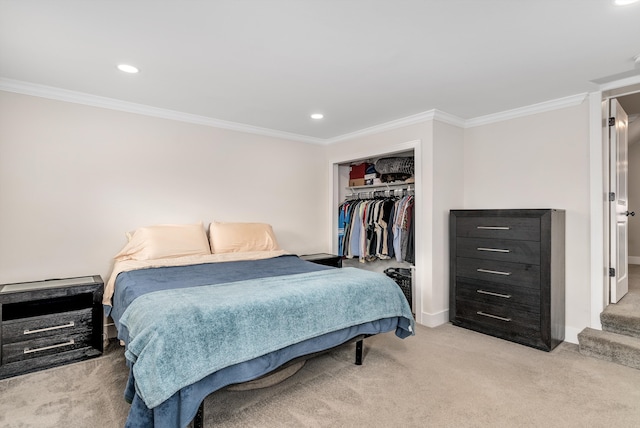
[631,264,640,292]
[2,321,640,428]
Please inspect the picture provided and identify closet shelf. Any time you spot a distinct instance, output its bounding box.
[346,182,413,191]
[345,182,414,200]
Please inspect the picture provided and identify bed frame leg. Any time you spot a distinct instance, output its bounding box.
[193,401,204,428]
[355,339,363,365]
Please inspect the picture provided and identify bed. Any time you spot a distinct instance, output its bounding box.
[104,222,415,428]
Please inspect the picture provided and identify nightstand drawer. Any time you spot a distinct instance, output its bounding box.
[456,257,540,288]
[456,237,540,265]
[2,308,93,343]
[2,330,93,364]
[455,217,540,241]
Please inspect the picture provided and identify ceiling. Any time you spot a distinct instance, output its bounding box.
[1,0,640,143]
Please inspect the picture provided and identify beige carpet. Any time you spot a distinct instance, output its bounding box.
[579,264,640,369]
[601,264,640,333]
[2,323,640,428]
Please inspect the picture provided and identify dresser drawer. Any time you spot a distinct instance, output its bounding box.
[456,237,540,265]
[2,308,92,343]
[456,257,540,288]
[455,298,540,334]
[455,279,540,310]
[455,217,540,241]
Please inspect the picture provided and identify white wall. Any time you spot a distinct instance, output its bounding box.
[629,139,640,261]
[463,101,591,341]
[431,121,465,316]
[0,89,597,344]
[0,91,328,285]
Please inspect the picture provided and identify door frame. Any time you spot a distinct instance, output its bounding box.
[589,76,640,328]
[609,99,630,303]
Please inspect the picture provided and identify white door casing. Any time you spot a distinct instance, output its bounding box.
[609,99,629,303]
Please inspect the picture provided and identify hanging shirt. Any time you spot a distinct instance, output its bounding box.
[338,193,414,264]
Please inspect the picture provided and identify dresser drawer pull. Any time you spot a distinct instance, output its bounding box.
[477,247,510,253]
[477,289,512,299]
[23,339,75,355]
[476,226,510,230]
[477,268,511,276]
[24,321,75,335]
[477,311,511,322]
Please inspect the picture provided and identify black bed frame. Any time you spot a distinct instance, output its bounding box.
[191,336,369,428]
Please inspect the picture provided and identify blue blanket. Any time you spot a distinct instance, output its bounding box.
[109,255,333,338]
[126,318,403,428]
[120,266,414,409]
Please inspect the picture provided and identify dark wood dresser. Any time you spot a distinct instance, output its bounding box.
[0,275,103,379]
[449,209,565,351]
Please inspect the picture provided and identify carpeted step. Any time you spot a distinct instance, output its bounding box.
[577,327,640,370]
[600,292,640,339]
[600,305,640,338]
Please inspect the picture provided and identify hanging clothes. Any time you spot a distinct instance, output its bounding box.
[338,193,414,264]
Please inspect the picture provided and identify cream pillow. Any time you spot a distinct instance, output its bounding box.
[114,223,211,261]
[209,221,280,254]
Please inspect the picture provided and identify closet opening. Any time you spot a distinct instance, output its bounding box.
[329,141,421,319]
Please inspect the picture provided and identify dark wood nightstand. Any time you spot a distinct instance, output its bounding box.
[300,253,342,268]
[0,275,104,379]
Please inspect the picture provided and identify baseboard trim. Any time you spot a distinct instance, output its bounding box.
[629,256,640,265]
[565,326,581,345]
[418,309,449,327]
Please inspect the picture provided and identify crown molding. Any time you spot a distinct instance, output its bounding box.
[325,110,436,145]
[324,109,466,145]
[325,93,588,143]
[1,77,592,143]
[432,109,467,128]
[464,93,589,128]
[597,72,640,92]
[0,78,325,145]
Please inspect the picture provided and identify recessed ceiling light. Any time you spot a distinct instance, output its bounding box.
[310,113,324,120]
[613,0,639,6]
[117,64,139,74]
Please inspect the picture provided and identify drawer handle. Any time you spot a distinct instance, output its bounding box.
[24,321,75,335]
[477,247,510,253]
[476,226,510,230]
[477,268,511,276]
[477,289,512,299]
[23,339,75,355]
[477,311,511,322]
